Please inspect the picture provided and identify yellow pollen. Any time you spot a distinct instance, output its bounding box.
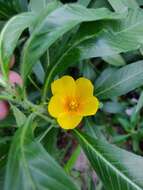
[68,100,79,111]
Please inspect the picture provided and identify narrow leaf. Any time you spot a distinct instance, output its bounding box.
[21,4,123,82]
[107,0,138,12]
[96,61,143,99]
[4,115,79,190]
[74,129,143,190]
[0,12,36,76]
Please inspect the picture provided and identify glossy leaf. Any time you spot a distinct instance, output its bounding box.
[29,0,55,12]
[0,1,58,78]
[71,8,143,60]
[95,67,117,89]
[96,61,143,99]
[102,54,126,67]
[4,115,79,190]
[21,3,123,82]
[74,129,143,190]
[44,5,143,95]
[0,12,36,77]
[77,0,91,7]
[107,0,138,12]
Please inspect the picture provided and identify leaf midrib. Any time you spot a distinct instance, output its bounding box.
[74,129,142,190]
[20,120,36,190]
[96,64,143,97]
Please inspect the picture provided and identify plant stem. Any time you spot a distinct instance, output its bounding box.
[28,76,41,92]
[35,112,55,124]
[38,124,54,142]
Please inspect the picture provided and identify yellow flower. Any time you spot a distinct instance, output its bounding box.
[48,76,99,129]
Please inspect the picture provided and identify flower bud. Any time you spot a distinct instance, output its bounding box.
[9,71,23,86]
[0,101,9,120]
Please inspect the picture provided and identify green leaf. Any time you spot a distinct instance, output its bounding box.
[33,61,45,84]
[4,115,79,190]
[72,8,143,61]
[95,67,117,88]
[0,167,5,190]
[74,129,143,190]
[130,91,143,125]
[21,3,123,82]
[79,61,96,80]
[12,0,28,12]
[92,0,111,9]
[30,0,47,12]
[96,61,143,99]
[0,1,58,78]
[0,12,36,77]
[103,101,124,114]
[107,0,138,12]
[0,21,5,31]
[137,0,143,6]
[84,119,105,140]
[102,54,126,67]
[11,105,26,127]
[0,0,27,20]
[112,134,131,144]
[117,117,130,132]
[29,0,56,12]
[134,91,143,114]
[64,146,81,173]
[77,0,91,7]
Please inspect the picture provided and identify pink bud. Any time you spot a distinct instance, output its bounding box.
[9,71,23,86]
[0,101,9,120]
[0,71,23,87]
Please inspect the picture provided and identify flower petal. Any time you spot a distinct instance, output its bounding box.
[81,96,99,116]
[76,78,94,99]
[48,95,65,117]
[57,115,82,129]
[51,76,76,96]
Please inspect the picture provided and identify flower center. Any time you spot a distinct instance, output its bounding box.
[68,100,79,111]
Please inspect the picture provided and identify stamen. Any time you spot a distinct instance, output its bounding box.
[68,100,79,111]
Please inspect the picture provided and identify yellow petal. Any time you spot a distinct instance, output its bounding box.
[48,95,65,117]
[51,76,76,96]
[57,115,82,129]
[76,77,94,99]
[81,96,99,116]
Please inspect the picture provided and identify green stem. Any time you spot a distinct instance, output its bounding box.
[38,124,54,142]
[28,76,41,92]
[35,112,55,124]
[64,145,81,173]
